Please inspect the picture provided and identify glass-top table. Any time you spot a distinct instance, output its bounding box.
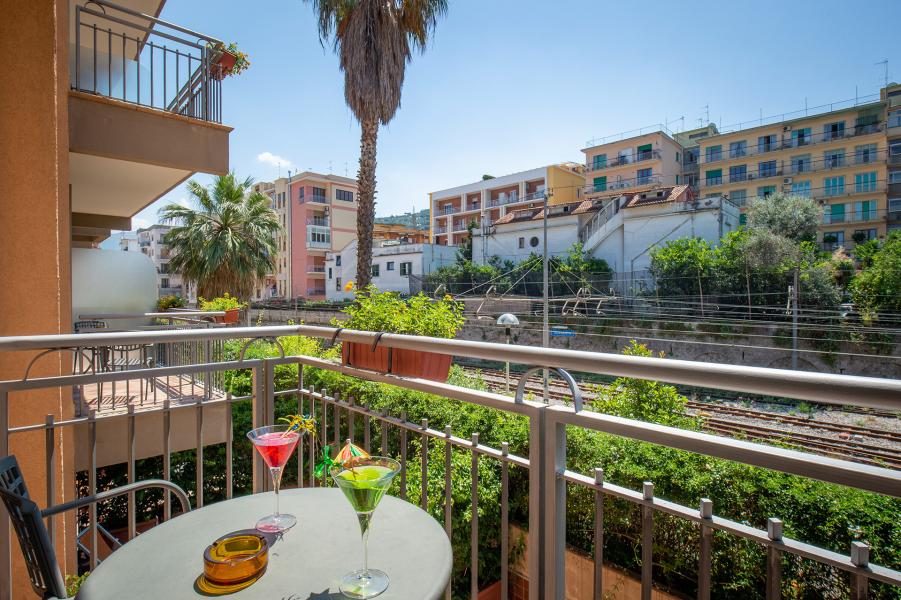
[77,488,452,599]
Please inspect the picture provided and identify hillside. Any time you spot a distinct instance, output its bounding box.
[375,208,430,230]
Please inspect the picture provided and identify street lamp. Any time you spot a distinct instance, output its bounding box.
[496,313,520,391]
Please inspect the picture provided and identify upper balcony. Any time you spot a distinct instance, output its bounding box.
[67,0,232,239]
[585,149,661,173]
[0,326,898,598]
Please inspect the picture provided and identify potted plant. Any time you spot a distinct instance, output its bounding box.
[156,294,186,312]
[200,293,245,324]
[852,231,867,245]
[207,42,250,80]
[335,287,464,382]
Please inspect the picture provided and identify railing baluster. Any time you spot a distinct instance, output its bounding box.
[127,405,136,542]
[420,418,428,510]
[92,24,97,94]
[641,481,654,600]
[107,29,112,96]
[136,34,140,105]
[471,432,479,600]
[122,31,126,101]
[308,387,316,486]
[195,397,203,508]
[163,399,171,519]
[348,396,356,443]
[149,41,154,107]
[400,411,408,500]
[297,367,304,487]
[766,518,783,600]
[75,7,81,91]
[332,390,340,448]
[698,498,713,600]
[444,425,453,600]
[380,408,388,456]
[89,409,98,570]
[225,396,233,499]
[593,468,604,600]
[44,415,56,545]
[363,399,371,454]
[851,541,870,600]
[501,442,510,600]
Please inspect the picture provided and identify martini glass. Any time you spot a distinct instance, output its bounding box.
[331,456,401,599]
[247,424,300,532]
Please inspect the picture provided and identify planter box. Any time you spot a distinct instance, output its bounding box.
[392,348,452,382]
[341,343,452,382]
[478,581,501,600]
[341,342,391,372]
[211,51,237,80]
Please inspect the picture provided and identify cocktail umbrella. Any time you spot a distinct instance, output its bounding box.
[334,439,369,465]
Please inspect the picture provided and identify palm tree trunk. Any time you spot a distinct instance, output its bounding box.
[355,117,379,289]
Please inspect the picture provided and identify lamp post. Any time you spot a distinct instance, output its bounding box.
[496,313,520,391]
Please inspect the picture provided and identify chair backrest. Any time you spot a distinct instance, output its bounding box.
[0,456,67,599]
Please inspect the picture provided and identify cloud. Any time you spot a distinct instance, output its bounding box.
[132,217,151,231]
[257,152,292,169]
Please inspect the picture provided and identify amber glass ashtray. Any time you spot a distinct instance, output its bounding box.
[198,532,268,594]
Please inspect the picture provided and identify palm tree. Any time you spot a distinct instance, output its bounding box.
[306,0,447,288]
[160,173,281,301]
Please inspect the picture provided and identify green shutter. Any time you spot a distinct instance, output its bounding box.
[593,176,607,192]
[637,144,652,152]
[739,213,747,225]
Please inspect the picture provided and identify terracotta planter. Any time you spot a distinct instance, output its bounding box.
[341,342,391,372]
[211,50,237,80]
[223,308,240,324]
[392,348,452,382]
[477,581,501,600]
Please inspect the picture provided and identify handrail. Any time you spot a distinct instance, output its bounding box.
[85,0,223,46]
[0,326,899,410]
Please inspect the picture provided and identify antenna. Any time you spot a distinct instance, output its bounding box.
[277,162,281,178]
[344,162,349,177]
[875,59,888,89]
[328,160,333,173]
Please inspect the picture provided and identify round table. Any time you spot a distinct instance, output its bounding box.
[78,488,452,599]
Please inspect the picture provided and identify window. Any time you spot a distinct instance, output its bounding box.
[729,140,747,158]
[328,268,332,279]
[730,189,747,206]
[824,176,845,196]
[705,145,722,163]
[636,168,652,185]
[592,154,607,170]
[400,262,412,276]
[299,187,305,201]
[854,228,878,241]
[890,198,901,214]
[336,189,354,202]
[828,203,846,224]
[855,172,877,193]
[518,237,525,249]
[675,152,680,164]
[757,185,776,199]
[336,255,342,267]
[855,144,878,164]
[791,128,811,147]
[336,277,342,291]
[890,140,901,157]
[824,149,845,169]
[791,181,811,197]
[530,236,540,248]
[308,230,330,244]
[758,134,777,153]
[823,231,845,247]
[705,169,722,186]
[729,165,747,182]
[637,144,653,161]
[890,109,901,129]
[854,200,877,221]
[739,213,747,226]
[312,187,326,198]
[758,160,777,178]
[592,176,607,192]
[371,264,380,277]
[617,149,632,165]
[855,112,878,133]
[824,121,845,141]
[386,261,395,271]
[160,278,169,288]
[891,171,901,184]
[791,154,811,174]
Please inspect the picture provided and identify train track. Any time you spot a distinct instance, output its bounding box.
[463,367,901,470]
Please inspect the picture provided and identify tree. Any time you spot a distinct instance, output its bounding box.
[745,192,820,243]
[850,232,901,322]
[160,173,281,301]
[455,219,476,264]
[306,0,447,289]
[648,237,714,297]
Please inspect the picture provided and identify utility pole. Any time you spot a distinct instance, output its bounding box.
[791,269,799,370]
[543,190,550,400]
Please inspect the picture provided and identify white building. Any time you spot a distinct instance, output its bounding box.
[472,185,739,275]
[326,239,457,301]
[121,224,192,299]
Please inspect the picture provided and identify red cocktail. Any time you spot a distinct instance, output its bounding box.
[247,425,300,532]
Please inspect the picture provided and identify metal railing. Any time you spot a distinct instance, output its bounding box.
[307,217,330,227]
[71,0,224,123]
[487,193,522,207]
[702,150,888,187]
[1,326,898,599]
[583,174,665,195]
[823,210,885,225]
[585,150,661,173]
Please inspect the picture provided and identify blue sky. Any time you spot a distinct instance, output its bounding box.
[125,0,900,233]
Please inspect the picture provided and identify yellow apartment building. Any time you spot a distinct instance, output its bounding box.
[885,84,901,235]
[697,88,899,249]
[429,163,584,246]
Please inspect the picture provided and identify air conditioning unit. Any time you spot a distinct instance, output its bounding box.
[783,177,793,184]
[748,173,756,180]
[783,125,792,132]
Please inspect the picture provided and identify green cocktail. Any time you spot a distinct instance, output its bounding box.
[331,457,400,599]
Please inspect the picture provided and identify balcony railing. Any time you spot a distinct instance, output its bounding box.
[433,226,447,234]
[307,217,330,227]
[823,209,884,224]
[307,239,331,249]
[523,190,546,201]
[703,153,888,187]
[700,122,886,165]
[487,193,521,207]
[585,150,661,172]
[71,0,224,123]
[584,174,664,195]
[0,326,899,599]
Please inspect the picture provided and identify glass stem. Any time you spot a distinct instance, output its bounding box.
[270,466,283,517]
[357,512,372,573]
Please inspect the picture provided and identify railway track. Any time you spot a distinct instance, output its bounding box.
[463,367,901,470]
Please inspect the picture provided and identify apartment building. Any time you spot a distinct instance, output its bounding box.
[697,85,901,250]
[120,225,189,298]
[885,85,901,234]
[429,163,585,248]
[0,1,232,589]
[252,177,292,299]
[581,124,718,199]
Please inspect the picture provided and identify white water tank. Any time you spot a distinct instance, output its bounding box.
[72,248,157,328]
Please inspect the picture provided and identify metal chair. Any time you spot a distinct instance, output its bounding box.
[0,455,190,599]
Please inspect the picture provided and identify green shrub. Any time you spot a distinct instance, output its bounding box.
[156,295,186,311]
[336,286,464,338]
[199,293,245,312]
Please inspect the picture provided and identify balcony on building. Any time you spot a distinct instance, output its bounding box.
[67,0,232,245]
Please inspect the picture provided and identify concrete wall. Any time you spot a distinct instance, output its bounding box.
[473,215,580,265]
[0,0,77,587]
